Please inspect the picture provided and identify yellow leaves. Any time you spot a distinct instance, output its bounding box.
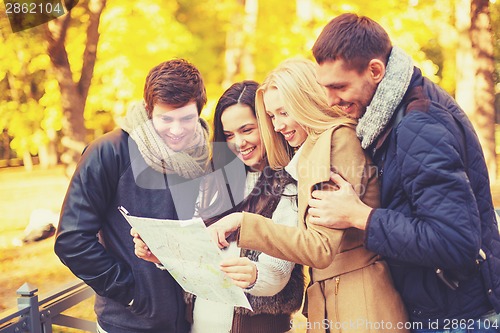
[41,107,62,132]
[0,0,498,160]
[83,1,201,128]
[27,54,51,73]
[338,3,358,12]
[39,78,62,132]
[39,78,61,107]
[419,59,441,83]
[134,2,162,16]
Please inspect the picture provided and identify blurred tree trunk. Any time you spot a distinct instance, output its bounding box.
[471,0,496,182]
[223,0,258,87]
[456,0,497,182]
[456,0,476,121]
[45,0,106,172]
[38,129,58,169]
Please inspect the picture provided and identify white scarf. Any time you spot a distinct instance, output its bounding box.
[356,46,414,149]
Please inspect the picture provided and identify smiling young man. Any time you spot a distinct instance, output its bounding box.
[151,103,200,152]
[54,59,210,333]
[308,13,500,332]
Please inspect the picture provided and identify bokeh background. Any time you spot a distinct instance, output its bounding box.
[1,0,500,332]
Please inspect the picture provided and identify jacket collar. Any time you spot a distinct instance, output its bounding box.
[370,67,426,157]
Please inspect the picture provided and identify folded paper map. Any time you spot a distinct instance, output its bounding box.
[119,206,252,310]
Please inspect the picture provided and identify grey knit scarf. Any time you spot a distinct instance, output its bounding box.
[356,46,414,149]
[119,101,210,179]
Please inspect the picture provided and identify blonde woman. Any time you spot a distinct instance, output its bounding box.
[210,58,409,333]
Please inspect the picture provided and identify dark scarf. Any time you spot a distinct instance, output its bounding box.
[185,168,304,319]
[234,169,304,316]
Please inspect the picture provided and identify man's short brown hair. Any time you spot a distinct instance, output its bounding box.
[143,59,207,117]
[312,13,392,73]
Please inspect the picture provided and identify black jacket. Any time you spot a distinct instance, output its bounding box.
[55,129,200,332]
[366,68,500,325]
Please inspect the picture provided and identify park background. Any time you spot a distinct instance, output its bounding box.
[1,0,500,332]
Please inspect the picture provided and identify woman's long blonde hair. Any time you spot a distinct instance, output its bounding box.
[256,58,346,169]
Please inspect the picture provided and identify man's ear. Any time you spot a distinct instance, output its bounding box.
[368,59,385,84]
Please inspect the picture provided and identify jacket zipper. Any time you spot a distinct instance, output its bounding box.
[335,276,341,332]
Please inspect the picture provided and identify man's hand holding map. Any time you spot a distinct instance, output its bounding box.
[119,206,252,310]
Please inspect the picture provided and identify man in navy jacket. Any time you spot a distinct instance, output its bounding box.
[308,13,500,332]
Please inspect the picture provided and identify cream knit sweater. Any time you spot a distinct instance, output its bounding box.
[190,171,298,333]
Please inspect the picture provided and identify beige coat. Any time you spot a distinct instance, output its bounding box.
[237,118,409,332]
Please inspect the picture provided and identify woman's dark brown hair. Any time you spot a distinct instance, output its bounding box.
[199,81,295,226]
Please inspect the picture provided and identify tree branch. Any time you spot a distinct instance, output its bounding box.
[45,13,72,70]
[78,0,107,103]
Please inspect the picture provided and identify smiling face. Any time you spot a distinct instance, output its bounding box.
[151,102,199,152]
[221,104,265,171]
[316,59,379,119]
[262,88,308,148]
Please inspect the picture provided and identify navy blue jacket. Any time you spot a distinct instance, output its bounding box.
[366,68,500,324]
[55,129,199,333]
